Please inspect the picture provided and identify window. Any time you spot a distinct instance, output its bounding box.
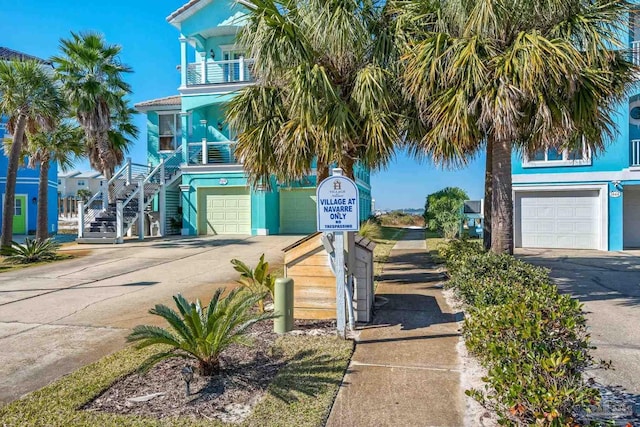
[159,113,182,151]
[524,140,591,167]
[14,198,22,216]
[77,180,86,186]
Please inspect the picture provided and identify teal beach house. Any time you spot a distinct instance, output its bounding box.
[511,11,640,251]
[131,0,372,238]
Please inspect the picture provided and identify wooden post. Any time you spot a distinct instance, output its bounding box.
[138,180,145,240]
[159,159,166,237]
[116,201,124,244]
[332,168,347,338]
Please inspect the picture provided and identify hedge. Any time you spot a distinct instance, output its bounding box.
[440,240,598,426]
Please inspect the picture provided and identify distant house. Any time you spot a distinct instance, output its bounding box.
[461,200,483,238]
[58,170,106,198]
[0,47,57,235]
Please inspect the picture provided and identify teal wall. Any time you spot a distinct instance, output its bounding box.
[147,112,160,166]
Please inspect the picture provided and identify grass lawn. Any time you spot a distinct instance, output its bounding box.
[372,226,406,277]
[0,335,353,427]
[425,230,447,262]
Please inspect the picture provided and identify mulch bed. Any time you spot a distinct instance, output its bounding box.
[83,320,335,423]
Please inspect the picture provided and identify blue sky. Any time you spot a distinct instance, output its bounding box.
[1,0,486,209]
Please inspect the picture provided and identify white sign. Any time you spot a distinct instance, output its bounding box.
[316,175,360,232]
[610,190,621,198]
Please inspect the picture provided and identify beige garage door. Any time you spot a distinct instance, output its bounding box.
[280,188,317,234]
[199,187,251,235]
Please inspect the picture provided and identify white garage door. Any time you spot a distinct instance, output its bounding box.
[199,187,251,235]
[515,190,600,249]
[623,187,640,248]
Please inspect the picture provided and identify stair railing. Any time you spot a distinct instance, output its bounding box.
[78,158,132,239]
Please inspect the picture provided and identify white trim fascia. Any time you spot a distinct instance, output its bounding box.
[167,0,213,27]
[218,44,244,51]
[513,168,640,184]
[512,183,609,251]
[179,82,252,96]
[523,159,592,168]
[180,164,245,174]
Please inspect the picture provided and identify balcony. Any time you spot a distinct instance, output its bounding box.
[632,139,640,167]
[186,140,241,166]
[185,58,254,87]
[633,41,640,66]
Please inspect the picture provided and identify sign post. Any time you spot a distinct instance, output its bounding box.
[316,168,360,338]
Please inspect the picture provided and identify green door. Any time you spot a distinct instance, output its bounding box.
[12,195,27,235]
[279,188,317,234]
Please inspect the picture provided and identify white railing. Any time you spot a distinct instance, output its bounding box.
[632,139,640,166]
[633,41,640,66]
[186,58,254,86]
[187,140,239,165]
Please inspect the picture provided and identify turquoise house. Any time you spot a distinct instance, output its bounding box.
[135,0,372,237]
[511,11,640,251]
[0,47,58,236]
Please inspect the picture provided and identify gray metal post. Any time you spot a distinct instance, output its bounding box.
[138,180,145,240]
[77,201,84,238]
[159,159,166,237]
[332,168,347,338]
[116,201,124,244]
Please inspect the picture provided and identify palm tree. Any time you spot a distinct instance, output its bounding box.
[52,32,134,201]
[27,122,84,241]
[396,0,636,254]
[226,0,401,186]
[0,60,64,248]
[128,288,276,376]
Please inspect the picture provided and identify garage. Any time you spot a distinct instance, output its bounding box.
[623,186,640,248]
[515,190,601,249]
[280,188,317,234]
[198,187,251,235]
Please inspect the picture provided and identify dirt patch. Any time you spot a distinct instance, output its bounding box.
[83,320,334,423]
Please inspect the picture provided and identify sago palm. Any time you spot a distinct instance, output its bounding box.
[0,60,64,248]
[395,0,636,253]
[226,0,401,186]
[53,32,134,201]
[127,288,276,376]
[27,122,84,241]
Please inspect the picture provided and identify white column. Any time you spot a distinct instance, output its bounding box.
[200,51,207,84]
[77,201,84,238]
[179,36,188,88]
[159,159,166,237]
[116,201,124,244]
[138,180,145,240]
[239,55,245,81]
[126,157,132,185]
[202,138,208,164]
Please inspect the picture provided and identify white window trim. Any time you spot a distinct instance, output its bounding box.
[523,142,592,168]
[158,111,182,152]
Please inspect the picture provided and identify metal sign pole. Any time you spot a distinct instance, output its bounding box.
[334,230,346,338]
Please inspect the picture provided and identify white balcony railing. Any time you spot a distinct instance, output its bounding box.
[632,139,640,166]
[186,58,254,86]
[633,41,640,66]
[187,140,240,165]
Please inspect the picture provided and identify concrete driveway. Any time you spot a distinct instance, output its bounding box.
[0,234,300,405]
[516,248,640,395]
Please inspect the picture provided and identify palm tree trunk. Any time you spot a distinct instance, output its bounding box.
[341,155,355,180]
[1,114,27,249]
[483,137,492,251]
[103,168,114,204]
[36,159,51,242]
[317,162,330,184]
[490,138,514,254]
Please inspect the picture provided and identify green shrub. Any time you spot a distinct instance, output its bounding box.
[440,239,598,425]
[231,254,276,313]
[3,238,61,263]
[127,288,276,376]
[358,220,382,241]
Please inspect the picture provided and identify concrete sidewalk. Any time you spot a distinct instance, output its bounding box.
[326,229,464,427]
